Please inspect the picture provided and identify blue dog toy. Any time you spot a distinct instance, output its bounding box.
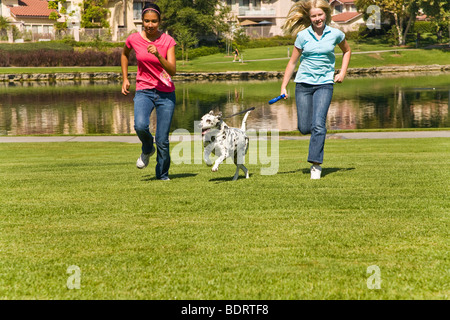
[268,94,286,105]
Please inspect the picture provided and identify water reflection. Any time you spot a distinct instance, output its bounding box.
[0,74,449,135]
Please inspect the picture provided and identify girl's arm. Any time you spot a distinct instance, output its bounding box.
[147,44,176,77]
[334,39,351,83]
[281,47,302,98]
[121,45,132,95]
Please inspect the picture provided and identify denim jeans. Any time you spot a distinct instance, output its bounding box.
[295,83,334,164]
[134,89,176,180]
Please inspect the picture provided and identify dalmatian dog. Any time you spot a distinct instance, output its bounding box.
[198,110,252,181]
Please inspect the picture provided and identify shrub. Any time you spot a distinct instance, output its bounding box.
[176,46,221,60]
[0,50,9,67]
[412,21,433,34]
[243,36,294,48]
[1,47,136,67]
[0,42,73,52]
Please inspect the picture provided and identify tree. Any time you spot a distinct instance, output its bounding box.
[420,0,450,45]
[80,0,110,28]
[0,16,11,41]
[356,0,419,46]
[174,26,199,64]
[0,16,10,32]
[157,0,231,38]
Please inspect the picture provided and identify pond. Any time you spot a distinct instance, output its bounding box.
[0,72,449,135]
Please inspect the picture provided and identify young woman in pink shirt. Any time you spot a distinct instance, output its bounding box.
[121,3,176,181]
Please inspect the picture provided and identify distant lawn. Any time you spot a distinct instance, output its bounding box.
[0,138,448,299]
[0,44,448,74]
[176,47,449,72]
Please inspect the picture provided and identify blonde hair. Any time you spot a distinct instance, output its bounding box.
[282,0,332,36]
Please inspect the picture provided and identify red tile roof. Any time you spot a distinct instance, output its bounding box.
[330,0,356,4]
[9,0,58,18]
[416,14,428,21]
[332,11,362,23]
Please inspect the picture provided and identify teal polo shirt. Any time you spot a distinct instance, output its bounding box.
[294,24,345,85]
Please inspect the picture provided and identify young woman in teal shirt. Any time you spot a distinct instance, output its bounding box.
[281,0,351,179]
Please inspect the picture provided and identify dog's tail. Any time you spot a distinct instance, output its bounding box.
[241,110,252,132]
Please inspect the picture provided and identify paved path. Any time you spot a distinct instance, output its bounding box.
[0,131,448,143]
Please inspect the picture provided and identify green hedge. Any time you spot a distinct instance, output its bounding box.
[0,42,73,52]
[176,46,221,60]
[412,21,434,34]
[242,35,294,48]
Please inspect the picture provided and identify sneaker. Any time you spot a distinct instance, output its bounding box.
[310,164,322,180]
[136,147,156,169]
[158,177,170,181]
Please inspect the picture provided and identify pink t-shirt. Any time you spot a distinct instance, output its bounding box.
[125,32,176,92]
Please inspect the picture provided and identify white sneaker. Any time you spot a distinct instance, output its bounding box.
[310,164,322,180]
[136,147,156,169]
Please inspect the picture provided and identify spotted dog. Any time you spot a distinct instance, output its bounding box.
[199,110,252,181]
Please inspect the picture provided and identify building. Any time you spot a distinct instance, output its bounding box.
[222,0,365,38]
[0,0,149,42]
[1,0,367,42]
[329,0,364,32]
[1,0,58,41]
[222,0,297,38]
[50,0,146,41]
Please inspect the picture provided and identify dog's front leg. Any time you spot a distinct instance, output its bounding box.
[211,146,227,172]
[212,154,226,172]
[203,146,213,166]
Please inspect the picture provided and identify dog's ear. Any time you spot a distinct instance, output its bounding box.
[217,112,222,119]
[209,110,214,115]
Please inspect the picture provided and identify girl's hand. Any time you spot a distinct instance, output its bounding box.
[334,72,345,83]
[122,79,130,95]
[147,44,160,58]
[281,88,288,99]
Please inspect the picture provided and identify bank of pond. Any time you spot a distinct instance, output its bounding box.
[0,72,448,135]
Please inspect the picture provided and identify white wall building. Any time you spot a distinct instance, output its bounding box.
[222,0,365,38]
[329,0,364,32]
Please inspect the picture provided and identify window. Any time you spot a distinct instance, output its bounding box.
[133,2,144,20]
[335,5,342,13]
[251,0,261,8]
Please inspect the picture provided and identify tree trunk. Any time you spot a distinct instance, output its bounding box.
[402,13,414,46]
[394,13,404,46]
[181,45,185,65]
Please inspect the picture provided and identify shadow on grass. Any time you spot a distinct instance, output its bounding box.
[141,173,198,181]
[301,167,356,177]
[209,173,254,183]
[278,167,355,177]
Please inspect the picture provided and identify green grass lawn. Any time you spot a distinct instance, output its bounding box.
[176,47,449,72]
[0,43,448,74]
[0,138,448,299]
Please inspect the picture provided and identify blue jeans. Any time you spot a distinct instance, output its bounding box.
[295,83,334,164]
[134,89,176,180]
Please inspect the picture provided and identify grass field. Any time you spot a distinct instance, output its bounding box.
[0,138,448,299]
[0,42,448,74]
